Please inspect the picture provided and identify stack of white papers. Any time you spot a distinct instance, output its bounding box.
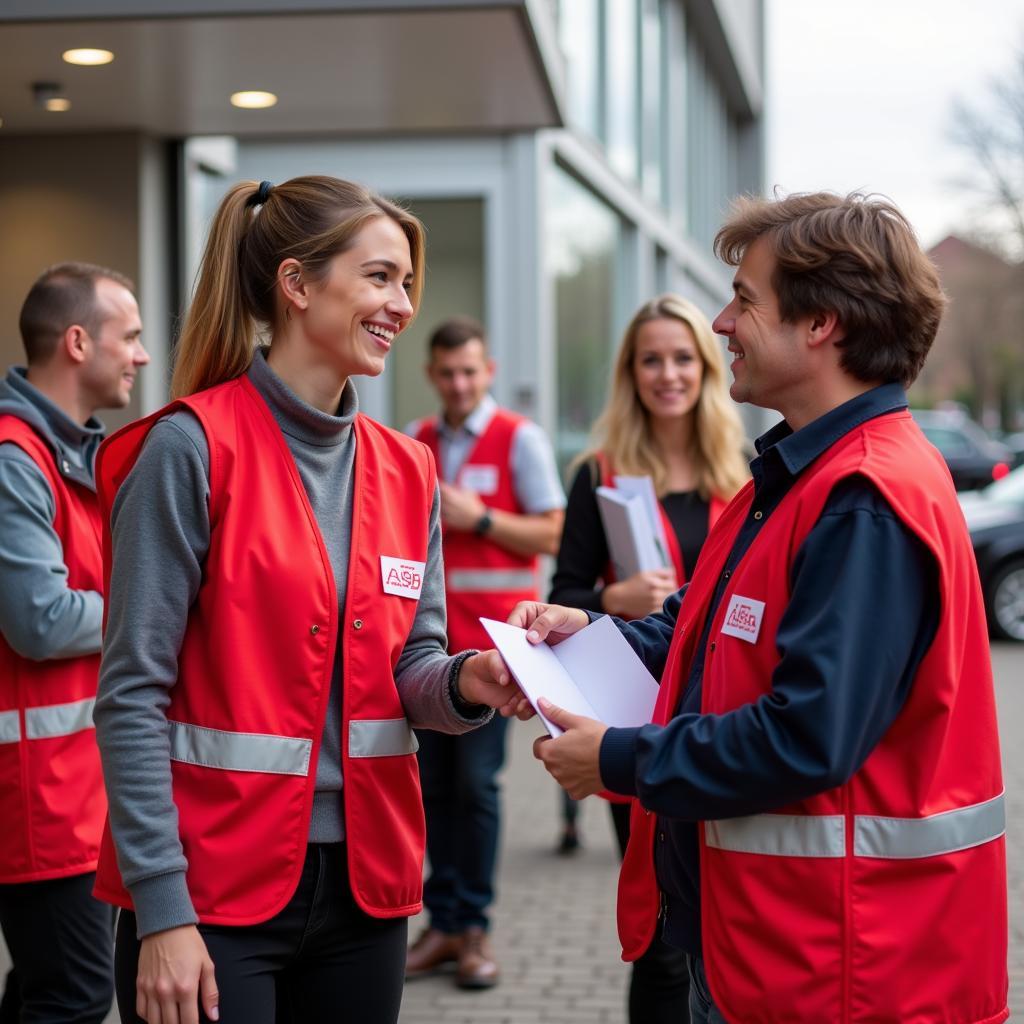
[481,615,660,738]
[596,474,669,579]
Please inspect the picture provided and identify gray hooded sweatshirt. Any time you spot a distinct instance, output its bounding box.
[0,366,105,661]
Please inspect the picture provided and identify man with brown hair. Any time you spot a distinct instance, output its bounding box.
[519,193,1008,1023]
[0,263,148,1022]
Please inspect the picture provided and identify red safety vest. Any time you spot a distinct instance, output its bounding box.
[0,415,106,883]
[93,376,434,925]
[415,408,539,654]
[617,410,1008,1023]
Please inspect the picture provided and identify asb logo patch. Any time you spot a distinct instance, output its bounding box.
[720,594,765,644]
[459,463,500,496]
[380,555,426,600]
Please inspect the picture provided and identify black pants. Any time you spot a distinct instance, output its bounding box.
[0,870,115,1024]
[416,714,508,933]
[115,844,407,1024]
[609,801,691,1024]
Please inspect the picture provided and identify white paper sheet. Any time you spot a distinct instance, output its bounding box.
[481,615,659,738]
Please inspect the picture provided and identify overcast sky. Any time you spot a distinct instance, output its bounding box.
[766,0,1024,249]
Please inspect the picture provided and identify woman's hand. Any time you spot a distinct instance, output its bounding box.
[505,601,590,645]
[137,925,218,1024]
[600,569,677,618]
[457,650,534,719]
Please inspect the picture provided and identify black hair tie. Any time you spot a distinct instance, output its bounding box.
[248,180,274,207]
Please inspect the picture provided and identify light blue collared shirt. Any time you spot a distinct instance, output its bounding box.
[406,395,566,514]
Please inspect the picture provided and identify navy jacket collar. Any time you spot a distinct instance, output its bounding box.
[754,382,909,478]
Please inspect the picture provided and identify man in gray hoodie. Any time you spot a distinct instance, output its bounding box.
[0,263,148,1023]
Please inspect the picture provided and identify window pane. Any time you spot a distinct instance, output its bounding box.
[686,36,739,250]
[557,0,601,138]
[606,0,639,181]
[547,165,622,472]
[639,0,663,201]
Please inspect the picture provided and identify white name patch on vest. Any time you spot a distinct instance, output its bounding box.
[721,594,766,644]
[380,556,426,600]
[459,464,500,496]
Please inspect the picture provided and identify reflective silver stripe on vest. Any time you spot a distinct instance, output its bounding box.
[854,792,1006,859]
[348,719,419,759]
[705,794,1006,860]
[447,569,536,593]
[0,709,20,745]
[25,697,95,739]
[168,720,312,777]
[705,813,846,858]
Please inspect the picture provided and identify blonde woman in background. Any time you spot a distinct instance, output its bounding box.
[548,294,748,1024]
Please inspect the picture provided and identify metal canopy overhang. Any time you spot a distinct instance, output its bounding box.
[0,2,564,136]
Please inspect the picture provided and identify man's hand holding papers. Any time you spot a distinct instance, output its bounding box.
[532,699,607,799]
[499,601,659,799]
[506,600,590,645]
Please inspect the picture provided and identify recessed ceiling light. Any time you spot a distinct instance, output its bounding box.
[62,48,114,66]
[45,98,71,112]
[230,90,278,109]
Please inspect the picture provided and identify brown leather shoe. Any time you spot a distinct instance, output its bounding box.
[455,926,500,989]
[405,927,461,978]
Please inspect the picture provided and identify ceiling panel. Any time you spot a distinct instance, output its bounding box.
[0,8,559,135]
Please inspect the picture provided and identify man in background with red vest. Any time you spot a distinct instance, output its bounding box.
[520,194,1008,1023]
[0,263,148,1023]
[406,316,565,989]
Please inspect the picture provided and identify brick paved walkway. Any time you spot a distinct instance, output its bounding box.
[399,720,629,1023]
[3,643,1021,1022]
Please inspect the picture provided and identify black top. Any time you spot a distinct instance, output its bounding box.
[548,458,710,610]
[598,383,941,956]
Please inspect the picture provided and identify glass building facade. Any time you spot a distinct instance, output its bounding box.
[0,0,766,452]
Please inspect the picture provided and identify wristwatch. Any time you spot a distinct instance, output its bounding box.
[474,508,494,535]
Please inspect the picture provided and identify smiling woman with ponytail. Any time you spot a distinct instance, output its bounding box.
[92,176,528,1024]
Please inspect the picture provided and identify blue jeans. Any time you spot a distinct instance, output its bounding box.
[416,714,508,933]
[687,956,727,1024]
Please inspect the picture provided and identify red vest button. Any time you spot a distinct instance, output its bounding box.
[353,619,364,630]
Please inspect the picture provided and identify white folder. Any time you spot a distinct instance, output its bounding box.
[596,486,668,579]
[613,474,670,556]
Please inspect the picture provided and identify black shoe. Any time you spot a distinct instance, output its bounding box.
[556,826,581,856]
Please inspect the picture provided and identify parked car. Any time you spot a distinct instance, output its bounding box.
[999,431,1024,468]
[911,409,1013,491]
[959,466,1024,642]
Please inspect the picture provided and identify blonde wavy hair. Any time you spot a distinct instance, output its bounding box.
[581,294,749,501]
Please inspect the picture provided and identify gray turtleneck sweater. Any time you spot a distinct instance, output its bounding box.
[95,350,490,938]
[0,367,106,660]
